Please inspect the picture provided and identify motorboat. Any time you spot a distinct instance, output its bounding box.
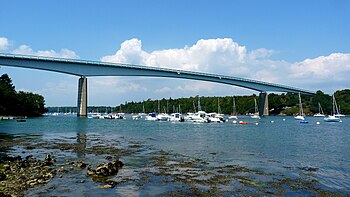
[145,113,157,121]
[156,113,171,121]
[190,111,209,123]
[207,113,223,123]
[169,113,185,122]
[132,114,141,120]
[90,113,102,119]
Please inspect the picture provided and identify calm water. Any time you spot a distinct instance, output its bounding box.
[1,115,349,195]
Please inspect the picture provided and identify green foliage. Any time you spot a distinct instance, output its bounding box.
[116,90,350,116]
[0,74,46,117]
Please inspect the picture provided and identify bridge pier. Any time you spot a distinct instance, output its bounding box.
[77,76,87,117]
[258,92,269,116]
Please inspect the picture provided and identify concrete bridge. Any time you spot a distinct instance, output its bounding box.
[0,53,315,117]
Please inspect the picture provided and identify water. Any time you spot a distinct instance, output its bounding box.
[1,115,349,195]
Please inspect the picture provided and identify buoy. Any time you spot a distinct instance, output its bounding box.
[232,120,237,124]
[271,120,274,123]
[255,122,259,125]
[316,121,320,125]
[238,121,248,125]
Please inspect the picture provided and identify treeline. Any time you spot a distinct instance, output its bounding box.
[0,74,46,117]
[117,90,350,116]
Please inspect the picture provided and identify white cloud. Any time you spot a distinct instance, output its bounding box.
[11,45,79,59]
[101,38,255,76]
[4,36,350,106]
[0,37,9,50]
[289,53,350,81]
[101,38,350,97]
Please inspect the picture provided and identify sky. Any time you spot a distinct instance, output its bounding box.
[0,0,349,107]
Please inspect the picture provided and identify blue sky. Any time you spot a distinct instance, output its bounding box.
[1,0,349,106]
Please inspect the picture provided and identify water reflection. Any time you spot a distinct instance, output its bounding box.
[75,118,87,158]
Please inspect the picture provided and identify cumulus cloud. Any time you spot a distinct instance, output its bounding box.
[101,38,350,96]
[0,37,9,50]
[289,53,350,81]
[100,38,294,85]
[12,44,79,59]
[102,38,260,77]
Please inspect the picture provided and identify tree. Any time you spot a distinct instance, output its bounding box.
[0,74,46,117]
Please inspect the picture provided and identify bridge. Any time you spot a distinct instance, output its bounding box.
[0,53,315,117]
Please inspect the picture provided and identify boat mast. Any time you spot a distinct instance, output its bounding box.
[318,102,324,114]
[232,96,236,115]
[217,97,222,114]
[254,98,258,114]
[298,93,304,116]
[158,100,160,114]
[332,94,340,115]
[198,96,202,111]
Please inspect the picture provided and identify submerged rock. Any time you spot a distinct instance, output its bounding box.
[0,172,6,181]
[87,159,124,177]
[0,154,56,196]
[75,160,87,169]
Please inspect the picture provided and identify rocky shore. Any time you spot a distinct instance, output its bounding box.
[0,154,55,196]
[0,132,345,196]
[0,152,124,196]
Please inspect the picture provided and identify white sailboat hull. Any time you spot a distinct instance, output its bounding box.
[294,115,305,120]
[324,115,340,122]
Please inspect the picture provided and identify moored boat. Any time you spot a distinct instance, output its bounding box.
[324,95,341,122]
[294,93,305,120]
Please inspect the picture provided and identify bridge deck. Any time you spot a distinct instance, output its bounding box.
[0,53,315,95]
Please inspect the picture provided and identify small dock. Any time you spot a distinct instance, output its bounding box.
[0,116,27,120]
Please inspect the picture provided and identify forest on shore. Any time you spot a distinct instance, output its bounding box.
[116,90,350,116]
[0,74,46,117]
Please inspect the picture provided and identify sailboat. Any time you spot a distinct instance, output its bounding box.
[208,98,225,123]
[335,105,345,117]
[229,96,238,119]
[313,102,325,117]
[250,98,260,119]
[294,93,305,120]
[324,95,341,122]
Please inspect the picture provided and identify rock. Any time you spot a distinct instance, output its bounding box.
[25,155,33,160]
[105,156,113,160]
[25,145,35,150]
[45,154,52,162]
[87,159,124,177]
[99,184,114,189]
[75,161,87,169]
[0,172,6,181]
[98,181,117,189]
[66,160,74,165]
[96,166,109,176]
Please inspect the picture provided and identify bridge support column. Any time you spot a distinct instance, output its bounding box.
[77,76,87,117]
[259,92,269,116]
